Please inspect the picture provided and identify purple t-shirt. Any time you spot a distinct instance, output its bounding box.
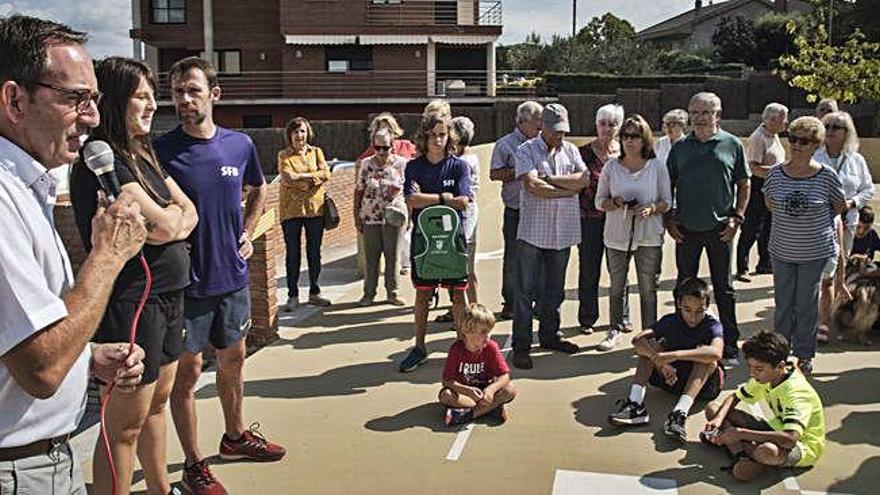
[154,126,265,298]
[403,154,472,225]
[651,312,723,352]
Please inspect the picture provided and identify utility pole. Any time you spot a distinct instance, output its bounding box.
[572,0,577,38]
[828,0,834,46]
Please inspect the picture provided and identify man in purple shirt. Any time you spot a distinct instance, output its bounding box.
[153,57,283,495]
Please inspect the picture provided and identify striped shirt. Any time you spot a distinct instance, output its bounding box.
[515,137,586,250]
[490,127,527,209]
[764,164,845,262]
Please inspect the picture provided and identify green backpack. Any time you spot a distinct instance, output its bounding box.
[412,205,468,280]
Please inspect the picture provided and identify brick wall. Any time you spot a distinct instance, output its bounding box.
[53,164,359,348]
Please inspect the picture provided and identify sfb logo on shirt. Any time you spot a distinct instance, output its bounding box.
[442,179,455,188]
[220,165,239,177]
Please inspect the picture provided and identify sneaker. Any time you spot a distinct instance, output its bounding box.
[579,326,595,335]
[512,350,533,370]
[498,305,513,321]
[435,310,454,323]
[182,459,227,495]
[663,410,688,442]
[754,265,773,275]
[386,295,406,306]
[597,329,621,351]
[487,403,510,424]
[608,399,649,426]
[219,423,286,462]
[399,346,428,372]
[732,457,767,482]
[357,296,374,307]
[308,294,331,307]
[734,271,752,283]
[620,322,635,333]
[169,488,183,495]
[721,347,740,367]
[283,297,299,312]
[540,338,579,354]
[798,358,814,375]
[444,407,474,426]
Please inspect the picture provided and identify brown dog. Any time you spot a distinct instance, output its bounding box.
[832,274,880,345]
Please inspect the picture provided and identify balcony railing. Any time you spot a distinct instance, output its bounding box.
[156,69,538,101]
[365,0,502,27]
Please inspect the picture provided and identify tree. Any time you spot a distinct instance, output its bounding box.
[778,6,880,103]
[712,13,801,69]
[713,16,756,65]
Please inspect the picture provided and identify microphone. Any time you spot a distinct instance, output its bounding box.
[83,140,121,202]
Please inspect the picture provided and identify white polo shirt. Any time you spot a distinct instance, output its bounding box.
[0,137,89,448]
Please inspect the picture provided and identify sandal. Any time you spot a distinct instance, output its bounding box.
[817,324,830,344]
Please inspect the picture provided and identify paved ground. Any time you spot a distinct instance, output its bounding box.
[75,143,880,494]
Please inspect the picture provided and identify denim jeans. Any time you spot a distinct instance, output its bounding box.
[512,240,570,352]
[282,216,325,297]
[578,217,629,328]
[736,183,772,273]
[675,224,739,352]
[772,256,828,360]
[502,207,520,307]
[606,246,662,330]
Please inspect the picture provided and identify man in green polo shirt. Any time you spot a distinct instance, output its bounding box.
[666,92,750,366]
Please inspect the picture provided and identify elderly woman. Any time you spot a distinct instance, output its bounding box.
[763,117,847,374]
[453,116,480,304]
[278,117,332,310]
[578,103,631,334]
[814,111,875,341]
[653,109,688,165]
[815,98,838,120]
[735,102,788,282]
[357,112,417,162]
[595,115,671,351]
[354,128,407,306]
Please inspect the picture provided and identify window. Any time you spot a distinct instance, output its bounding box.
[242,115,273,128]
[151,0,186,24]
[198,50,242,74]
[325,45,373,73]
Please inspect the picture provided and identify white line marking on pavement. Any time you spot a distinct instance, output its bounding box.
[444,333,513,461]
[551,469,678,494]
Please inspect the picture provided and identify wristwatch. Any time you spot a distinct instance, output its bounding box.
[731,212,745,224]
[438,193,444,205]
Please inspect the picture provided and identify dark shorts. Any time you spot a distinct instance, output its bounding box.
[410,256,469,291]
[183,285,252,354]
[94,290,185,385]
[649,361,724,400]
[727,409,804,467]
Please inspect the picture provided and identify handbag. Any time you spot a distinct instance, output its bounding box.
[384,195,408,228]
[323,194,340,230]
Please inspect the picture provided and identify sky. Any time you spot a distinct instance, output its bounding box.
[0,0,699,57]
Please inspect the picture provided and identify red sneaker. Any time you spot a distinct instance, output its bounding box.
[219,422,286,462]
[182,459,227,495]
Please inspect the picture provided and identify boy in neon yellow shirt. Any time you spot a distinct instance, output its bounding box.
[703,331,825,481]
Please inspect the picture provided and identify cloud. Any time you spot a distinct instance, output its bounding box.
[0,0,133,58]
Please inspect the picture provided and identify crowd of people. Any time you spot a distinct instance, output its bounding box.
[1,12,878,495]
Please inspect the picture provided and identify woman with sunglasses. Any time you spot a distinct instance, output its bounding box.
[594,115,671,351]
[70,57,198,495]
[353,128,407,306]
[763,117,847,375]
[278,117,332,311]
[813,111,875,342]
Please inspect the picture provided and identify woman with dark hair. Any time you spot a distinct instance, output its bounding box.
[70,57,197,495]
[278,117,332,311]
[595,114,671,351]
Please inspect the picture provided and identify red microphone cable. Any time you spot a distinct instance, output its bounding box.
[99,252,152,495]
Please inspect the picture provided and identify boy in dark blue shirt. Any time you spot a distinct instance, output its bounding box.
[851,206,880,261]
[609,277,724,442]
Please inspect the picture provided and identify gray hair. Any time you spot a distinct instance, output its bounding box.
[596,103,624,125]
[451,116,475,148]
[516,100,543,124]
[762,102,789,121]
[822,111,860,155]
[372,127,394,145]
[816,98,838,115]
[689,92,722,111]
[662,109,688,125]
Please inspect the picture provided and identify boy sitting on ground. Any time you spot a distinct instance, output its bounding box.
[609,277,724,442]
[440,303,516,426]
[851,206,880,263]
[703,331,825,482]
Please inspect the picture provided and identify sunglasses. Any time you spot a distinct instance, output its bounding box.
[787,135,816,146]
[374,145,391,152]
[620,132,642,140]
[825,124,846,132]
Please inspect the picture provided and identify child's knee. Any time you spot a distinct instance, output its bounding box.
[438,388,456,404]
[753,442,785,466]
[499,383,516,402]
[704,401,721,420]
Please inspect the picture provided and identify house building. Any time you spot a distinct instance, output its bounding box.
[130,0,505,128]
[636,0,811,51]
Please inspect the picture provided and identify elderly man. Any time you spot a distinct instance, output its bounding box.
[0,15,147,493]
[511,103,585,370]
[489,100,543,320]
[736,103,788,282]
[666,92,750,366]
[815,98,838,120]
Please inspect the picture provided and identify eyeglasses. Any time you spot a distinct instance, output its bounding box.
[374,145,391,152]
[21,79,102,114]
[788,134,817,146]
[620,132,642,140]
[825,124,846,132]
[688,109,717,117]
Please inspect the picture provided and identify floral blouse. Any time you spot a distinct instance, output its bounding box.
[356,154,407,225]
